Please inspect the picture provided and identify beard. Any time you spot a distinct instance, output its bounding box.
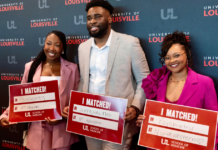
[87,22,109,38]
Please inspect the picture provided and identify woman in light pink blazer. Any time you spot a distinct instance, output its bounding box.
[0,31,79,150]
[136,31,218,150]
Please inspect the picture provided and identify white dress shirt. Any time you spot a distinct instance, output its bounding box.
[89,30,113,94]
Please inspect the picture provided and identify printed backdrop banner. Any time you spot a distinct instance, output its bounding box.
[0,0,218,149]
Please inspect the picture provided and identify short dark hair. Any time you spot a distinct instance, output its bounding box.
[159,31,192,68]
[85,0,114,15]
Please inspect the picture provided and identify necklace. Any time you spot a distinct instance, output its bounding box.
[170,76,187,89]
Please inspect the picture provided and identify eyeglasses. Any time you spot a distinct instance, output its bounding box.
[163,52,186,62]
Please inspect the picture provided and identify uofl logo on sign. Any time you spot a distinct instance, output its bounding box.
[0,38,24,46]
[66,35,89,45]
[148,32,190,43]
[161,8,178,20]
[161,139,169,146]
[9,125,19,133]
[38,0,49,9]
[204,56,218,67]
[1,73,22,81]
[0,2,24,12]
[204,5,218,17]
[65,0,90,5]
[39,37,46,46]
[31,56,36,61]
[112,12,140,22]
[2,140,25,149]
[7,21,17,29]
[25,112,31,117]
[8,56,17,64]
[74,15,86,25]
[31,18,58,28]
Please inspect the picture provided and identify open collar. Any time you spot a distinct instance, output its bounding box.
[157,68,198,105]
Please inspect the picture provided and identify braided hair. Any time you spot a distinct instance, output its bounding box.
[27,30,67,82]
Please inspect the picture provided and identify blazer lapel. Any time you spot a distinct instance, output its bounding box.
[60,58,71,97]
[177,69,197,105]
[33,63,42,82]
[105,30,120,82]
[157,71,170,102]
[83,39,92,92]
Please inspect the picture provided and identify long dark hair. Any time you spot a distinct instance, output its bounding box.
[27,30,67,83]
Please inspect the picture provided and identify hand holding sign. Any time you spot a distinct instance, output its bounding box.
[0,118,17,128]
[136,115,146,127]
[67,91,128,144]
[9,80,62,123]
[62,106,69,119]
[45,117,62,125]
[124,107,137,121]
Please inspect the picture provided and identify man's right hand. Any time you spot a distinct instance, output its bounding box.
[62,106,69,119]
[0,118,10,128]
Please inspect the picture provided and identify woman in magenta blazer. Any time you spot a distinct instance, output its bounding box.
[136,31,218,149]
[0,31,79,150]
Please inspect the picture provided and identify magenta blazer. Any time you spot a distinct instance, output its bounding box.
[0,58,79,150]
[157,68,218,149]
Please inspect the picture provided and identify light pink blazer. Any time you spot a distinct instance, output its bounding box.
[157,68,218,149]
[0,58,80,150]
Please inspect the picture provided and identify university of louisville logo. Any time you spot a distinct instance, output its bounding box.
[8,56,17,64]
[38,0,49,9]
[39,37,46,46]
[161,8,178,20]
[7,21,17,29]
[74,15,86,25]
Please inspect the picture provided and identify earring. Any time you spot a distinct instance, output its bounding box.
[62,51,64,54]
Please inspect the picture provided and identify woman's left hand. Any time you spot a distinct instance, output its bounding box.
[45,117,62,125]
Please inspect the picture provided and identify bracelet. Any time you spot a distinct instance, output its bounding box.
[130,105,141,116]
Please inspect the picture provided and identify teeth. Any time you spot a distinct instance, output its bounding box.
[49,52,55,56]
[91,27,98,31]
[171,64,178,67]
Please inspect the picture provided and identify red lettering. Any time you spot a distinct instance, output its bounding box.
[208,10,215,16]
[208,60,214,66]
[204,60,208,66]
[122,16,126,21]
[136,15,140,21]
[65,0,90,5]
[186,36,190,42]
[149,37,152,43]
[216,9,218,15]
[153,37,157,43]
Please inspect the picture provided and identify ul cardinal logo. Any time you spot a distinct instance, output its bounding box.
[161,9,178,20]
[25,112,31,117]
[7,21,17,29]
[38,0,49,9]
[8,56,17,64]
[39,37,46,46]
[74,15,86,25]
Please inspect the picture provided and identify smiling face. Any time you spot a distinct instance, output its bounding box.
[44,33,63,62]
[87,6,112,38]
[165,43,188,73]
